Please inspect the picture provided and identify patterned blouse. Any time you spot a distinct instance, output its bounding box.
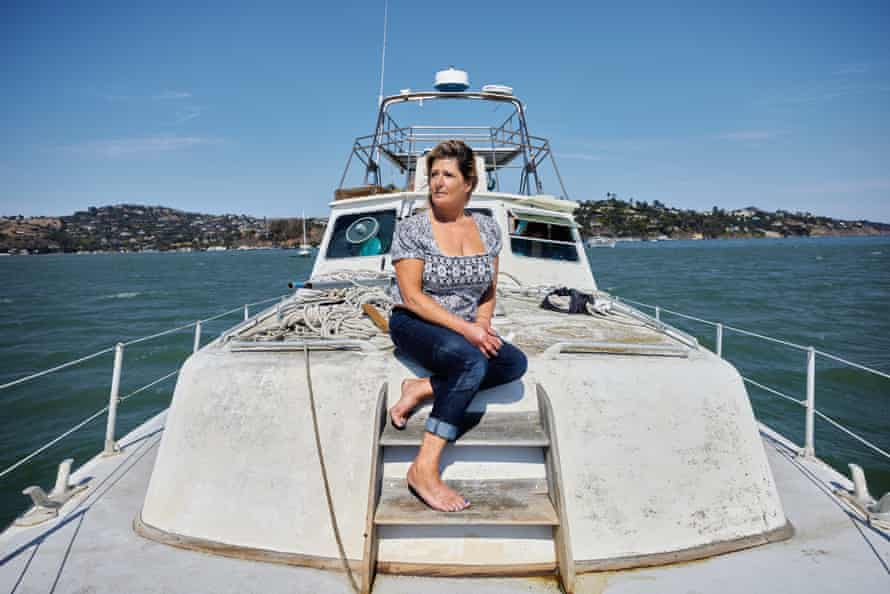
[388,211,502,321]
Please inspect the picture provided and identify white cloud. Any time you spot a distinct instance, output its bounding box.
[758,80,889,106]
[560,152,603,162]
[718,130,779,141]
[173,105,203,124]
[153,90,192,100]
[64,135,218,158]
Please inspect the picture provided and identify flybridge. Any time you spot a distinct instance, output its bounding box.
[338,69,569,200]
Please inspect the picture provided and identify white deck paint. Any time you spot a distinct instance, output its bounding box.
[1,414,887,593]
[135,294,787,566]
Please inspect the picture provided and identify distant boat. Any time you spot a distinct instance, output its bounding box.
[297,211,312,256]
[585,236,616,248]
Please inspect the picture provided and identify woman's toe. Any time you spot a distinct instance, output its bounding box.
[389,407,405,428]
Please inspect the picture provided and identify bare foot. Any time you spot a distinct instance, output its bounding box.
[389,378,432,429]
[407,462,470,512]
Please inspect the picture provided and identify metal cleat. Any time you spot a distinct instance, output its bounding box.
[843,464,890,529]
[849,464,874,507]
[872,493,890,523]
[14,458,89,527]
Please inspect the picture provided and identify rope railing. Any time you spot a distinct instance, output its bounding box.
[0,367,182,480]
[721,324,811,352]
[0,347,116,391]
[4,290,887,502]
[813,410,890,461]
[0,295,288,389]
[119,369,180,403]
[814,349,890,381]
[0,294,288,484]
[617,294,889,463]
[0,404,110,480]
[742,377,805,407]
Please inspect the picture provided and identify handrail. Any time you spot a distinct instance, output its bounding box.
[0,347,117,392]
[616,294,890,463]
[814,349,890,381]
[0,404,111,480]
[0,295,286,390]
[741,377,805,406]
[0,368,182,480]
[617,296,888,375]
[0,294,288,485]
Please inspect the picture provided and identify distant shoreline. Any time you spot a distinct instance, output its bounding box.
[2,234,888,257]
[3,202,888,256]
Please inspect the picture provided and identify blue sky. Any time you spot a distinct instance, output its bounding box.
[2,1,889,221]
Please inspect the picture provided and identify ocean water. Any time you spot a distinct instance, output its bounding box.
[1,237,888,529]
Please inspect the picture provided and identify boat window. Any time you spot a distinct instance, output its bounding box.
[325,209,397,258]
[410,206,492,217]
[510,238,579,261]
[508,211,579,261]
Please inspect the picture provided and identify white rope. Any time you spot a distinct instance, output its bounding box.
[659,308,720,328]
[721,323,809,351]
[0,347,115,391]
[621,297,890,381]
[613,296,657,311]
[200,305,247,324]
[814,409,890,461]
[742,377,806,406]
[239,272,393,344]
[123,320,200,347]
[1,295,288,393]
[616,296,810,348]
[119,369,179,402]
[0,367,182,480]
[0,404,109,479]
[814,350,890,381]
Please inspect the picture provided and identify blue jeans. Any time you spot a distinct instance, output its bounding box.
[389,308,528,441]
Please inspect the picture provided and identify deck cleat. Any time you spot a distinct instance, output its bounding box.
[839,464,890,528]
[15,458,89,527]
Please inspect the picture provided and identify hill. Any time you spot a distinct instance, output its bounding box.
[0,205,325,254]
[574,197,889,240]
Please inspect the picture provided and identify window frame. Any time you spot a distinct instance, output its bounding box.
[323,208,398,260]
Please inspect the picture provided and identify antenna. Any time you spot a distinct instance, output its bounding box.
[377,0,388,107]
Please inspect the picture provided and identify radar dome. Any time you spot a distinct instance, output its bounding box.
[434,67,469,92]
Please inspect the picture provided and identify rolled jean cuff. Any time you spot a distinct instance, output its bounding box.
[425,416,459,441]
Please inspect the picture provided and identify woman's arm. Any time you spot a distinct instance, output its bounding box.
[394,258,501,357]
[475,256,499,328]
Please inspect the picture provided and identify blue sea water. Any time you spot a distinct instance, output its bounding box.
[1,237,888,529]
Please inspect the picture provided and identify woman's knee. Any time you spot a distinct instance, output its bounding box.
[436,331,481,362]
[456,350,488,389]
[502,343,528,381]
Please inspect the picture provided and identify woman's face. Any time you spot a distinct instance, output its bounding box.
[429,158,472,210]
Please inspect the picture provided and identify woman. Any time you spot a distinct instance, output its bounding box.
[388,140,528,512]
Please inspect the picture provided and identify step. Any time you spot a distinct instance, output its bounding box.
[380,410,549,447]
[374,478,559,526]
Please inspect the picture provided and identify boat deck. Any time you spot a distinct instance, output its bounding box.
[1,412,887,593]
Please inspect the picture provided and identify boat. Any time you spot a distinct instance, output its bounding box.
[585,236,616,248]
[297,211,313,257]
[1,68,888,594]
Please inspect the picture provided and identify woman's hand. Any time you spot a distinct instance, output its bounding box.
[463,320,502,358]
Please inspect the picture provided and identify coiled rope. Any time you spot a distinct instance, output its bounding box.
[239,271,393,344]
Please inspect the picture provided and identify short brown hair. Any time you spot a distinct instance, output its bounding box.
[426,140,478,193]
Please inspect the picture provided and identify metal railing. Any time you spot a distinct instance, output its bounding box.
[5,290,886,503]
[341,121,567,198]
[615,296,890,463]
[0,295,286,481]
